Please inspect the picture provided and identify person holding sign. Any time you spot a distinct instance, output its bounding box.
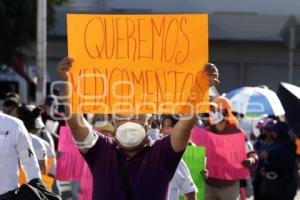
[56,57,219,200]
[191,96,258,200]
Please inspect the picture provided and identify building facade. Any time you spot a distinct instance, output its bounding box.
[30,0,300,95]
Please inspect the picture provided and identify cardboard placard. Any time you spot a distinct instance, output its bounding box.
[67,14,209,114]
[180,146,205,200]
[190,127,249,180]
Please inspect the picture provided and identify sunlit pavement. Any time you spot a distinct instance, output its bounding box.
[246,191,300,200]
[60,181,300,200]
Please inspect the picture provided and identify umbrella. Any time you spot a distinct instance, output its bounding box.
[225,86,285,117]
[277,82,300,135]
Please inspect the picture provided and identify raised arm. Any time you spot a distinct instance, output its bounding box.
[170,63,219,152]
[56,57,95,153]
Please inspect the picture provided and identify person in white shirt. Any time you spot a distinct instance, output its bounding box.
[42,139,57,177]
[161,115,197,200]
[17,105,61,194]
[0,112,41,199]
[32,106,59,192]
[27,105,57,177]
[169,160,198,200]
[16,105,48,175]
[30,134,48,174]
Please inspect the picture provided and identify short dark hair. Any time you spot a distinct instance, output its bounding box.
[3,98,19,108]
[161,115,179,128]
[17,106,42,131]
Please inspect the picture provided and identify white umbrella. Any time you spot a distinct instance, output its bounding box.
[225,86,285,117]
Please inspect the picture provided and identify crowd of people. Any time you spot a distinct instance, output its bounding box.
[0,59,299,200]
[1,92,64,198]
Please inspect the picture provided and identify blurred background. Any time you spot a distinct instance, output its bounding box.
[1,0,300,106]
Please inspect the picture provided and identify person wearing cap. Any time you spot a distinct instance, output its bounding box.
[56,57,219,200]
[161,115,197,200]
[253,118,275,154]
[251,117,276,200]
[254,121,297,200]
[203,96,258,200]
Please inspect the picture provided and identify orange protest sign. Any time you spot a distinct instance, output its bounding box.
[67,14,209,114]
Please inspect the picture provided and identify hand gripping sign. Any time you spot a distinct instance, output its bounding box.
[67,14,209,114]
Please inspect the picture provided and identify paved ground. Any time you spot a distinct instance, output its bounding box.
[60,181,300,200]
[60,181,72,200]
[247,191,300,200]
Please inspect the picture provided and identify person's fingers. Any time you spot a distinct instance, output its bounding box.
[66,57,74,62]
[56,58,73,80]
[62,59,73,66]
[212,78,220,85]
[205,66,217,73]
[209,77,220,87]
[60,64,71,71]
[208,74,219,80]
[205,67,219,81]
[60,61,72,68]
[206,69,218,75]
[204,64,218,74]
[61,57,74,64]
[58,57,73,68]
[201,169,209,179]
[241,160,250,167]
[58,61,73,72]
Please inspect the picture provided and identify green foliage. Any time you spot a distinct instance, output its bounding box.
[0,0,68,64]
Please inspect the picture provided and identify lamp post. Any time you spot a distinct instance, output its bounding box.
[288,27,295,83]
[36,0,47,104]
[280,15,300,84]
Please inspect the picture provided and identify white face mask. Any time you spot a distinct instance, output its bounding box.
[252,126,261,138]
[115,122,146,148]
[210,112,224,125]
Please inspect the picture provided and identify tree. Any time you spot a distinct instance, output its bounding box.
[0,0,68,83]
